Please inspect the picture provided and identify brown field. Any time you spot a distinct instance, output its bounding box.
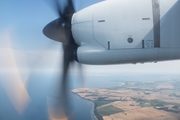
[102,101,180,120]
[72,81,180,120]
[73,88,180,104]
[103,107,180,120]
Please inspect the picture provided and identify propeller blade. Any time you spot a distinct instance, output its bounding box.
[65,0,75,16]
[59,43,73,119]
[43,0,81,119]
[45,0,64,18]
[0,29,31,114]
[77,63,86,87]
[54,0,64,18]
[47,44,73,120]
[68,0,75,12]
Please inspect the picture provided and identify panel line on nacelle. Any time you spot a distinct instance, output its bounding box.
[152,0,160,48]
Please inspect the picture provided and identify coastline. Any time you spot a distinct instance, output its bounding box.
[94,103,103,120]
[70,77,180,120]
[72,92,103,120]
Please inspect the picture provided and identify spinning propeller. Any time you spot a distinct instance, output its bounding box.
[43,0,83,119]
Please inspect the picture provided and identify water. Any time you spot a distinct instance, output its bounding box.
[70,93,95,120]
[59,74,121,120]
[0,72,100,120]
[0,72,150,120]
[22,72,98,120]
[1,72,178,120]
[68,74,127,120]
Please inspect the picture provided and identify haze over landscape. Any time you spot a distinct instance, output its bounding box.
[73,74,180,120]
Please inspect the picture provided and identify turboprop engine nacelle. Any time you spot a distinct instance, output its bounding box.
[72,0,180,65]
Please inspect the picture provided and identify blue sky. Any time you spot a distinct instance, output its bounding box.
[0,0,102,50]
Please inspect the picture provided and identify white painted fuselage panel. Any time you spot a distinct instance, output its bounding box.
[93,0,154,49]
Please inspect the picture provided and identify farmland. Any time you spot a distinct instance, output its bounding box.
[72,79,180,120]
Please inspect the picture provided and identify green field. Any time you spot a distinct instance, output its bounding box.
[94,100,113,106]
[135,98,180,107]
[97,105,124,116]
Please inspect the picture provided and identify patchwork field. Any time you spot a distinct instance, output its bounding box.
[72,79,180,120]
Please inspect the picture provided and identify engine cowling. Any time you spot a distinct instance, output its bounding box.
[76,46,159,65]
[73,0,180,65]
